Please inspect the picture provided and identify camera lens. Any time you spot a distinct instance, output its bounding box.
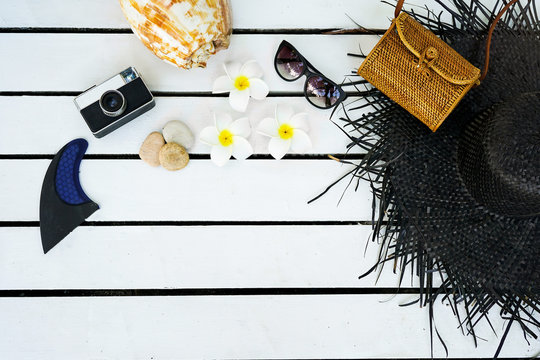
[99,90,126,117]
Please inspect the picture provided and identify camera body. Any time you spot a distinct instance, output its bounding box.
[74,67,155,138]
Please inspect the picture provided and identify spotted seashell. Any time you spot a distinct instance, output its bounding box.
[119,0,232,69]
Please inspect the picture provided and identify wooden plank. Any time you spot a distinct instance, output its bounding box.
[0,96,362,155]
[0,34,377,92]
[0,225,421,289]
[0,160,371,221]
[0,0,495,30]
[0,295,536,359]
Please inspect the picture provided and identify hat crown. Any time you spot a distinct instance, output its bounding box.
[457,92,540,217]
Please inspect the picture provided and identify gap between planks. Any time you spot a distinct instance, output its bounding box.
[0,91,363,97]
[0,91,307,96]
[0,27,385,35]
[0,220,376,227]
[0,287,424,298]
[0,154,364,160]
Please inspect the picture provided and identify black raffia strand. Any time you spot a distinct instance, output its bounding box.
[327,0,540,357]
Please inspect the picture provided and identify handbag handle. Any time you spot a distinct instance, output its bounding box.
[394,0,520,81]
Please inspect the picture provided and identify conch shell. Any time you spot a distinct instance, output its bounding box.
[119,0,232,69]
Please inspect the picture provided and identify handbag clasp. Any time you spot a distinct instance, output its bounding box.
[413,46,438,76]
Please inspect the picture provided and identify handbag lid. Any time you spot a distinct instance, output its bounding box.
[393,0,520,83]
[395,13,481,85]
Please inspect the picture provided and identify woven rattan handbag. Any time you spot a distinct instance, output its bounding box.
[358,0,518,131]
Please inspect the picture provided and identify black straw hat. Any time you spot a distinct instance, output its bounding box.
[331,0,540,356]
[458,91,540,218]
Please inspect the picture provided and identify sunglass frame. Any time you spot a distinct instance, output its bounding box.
[274,40,347,109]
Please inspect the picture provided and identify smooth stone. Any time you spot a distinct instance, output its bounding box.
[162,120,195,149]
[159,143,189,171]
[139,131,165,167]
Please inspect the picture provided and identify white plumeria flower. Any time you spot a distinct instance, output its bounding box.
[212,60,269,112]
[199,113,254,167]
[258,105,312,160]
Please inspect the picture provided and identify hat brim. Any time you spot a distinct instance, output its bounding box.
[334,0,540,355]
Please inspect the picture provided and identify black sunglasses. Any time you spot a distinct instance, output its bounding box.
[274,40,347,109]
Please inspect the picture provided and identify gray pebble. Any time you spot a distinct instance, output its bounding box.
[162,120,195,149]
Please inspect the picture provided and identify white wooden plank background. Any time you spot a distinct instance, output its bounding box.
[0,225,420,289]
[0,34,376,92]
[0,96,363,155]
[1,0,538,359]
[0,0,469,29]
[0,160,371,221]
[0,295,536,359]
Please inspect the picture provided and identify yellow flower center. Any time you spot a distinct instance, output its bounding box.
[234,75,250,91]
[218,129,234,147]
[278,124,294,140]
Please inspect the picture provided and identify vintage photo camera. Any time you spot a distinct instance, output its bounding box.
[74,67,155,138]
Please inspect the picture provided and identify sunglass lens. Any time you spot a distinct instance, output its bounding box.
[275,44,305,80]
[306,76,341,108]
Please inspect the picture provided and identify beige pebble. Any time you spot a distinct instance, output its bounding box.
[159,143,189,171]
[139,131,165,167]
